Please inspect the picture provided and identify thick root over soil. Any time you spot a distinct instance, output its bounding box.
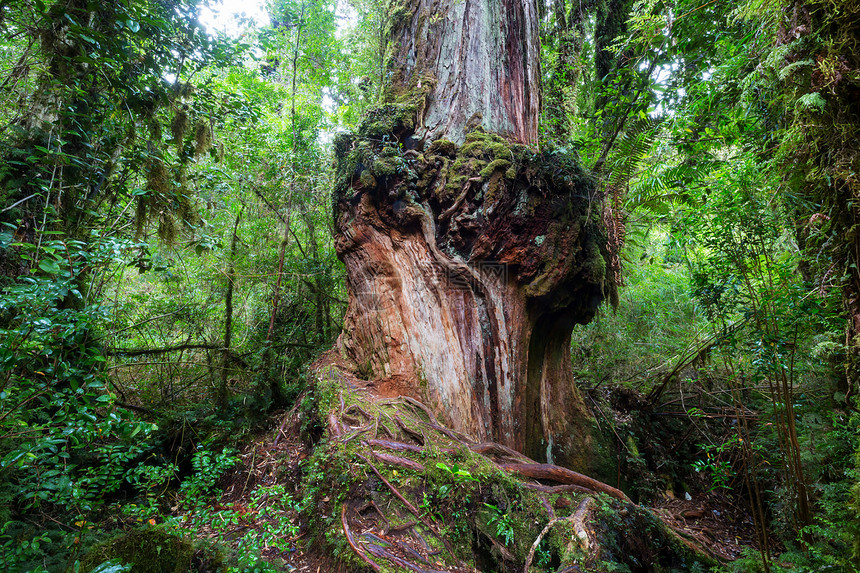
[298,364,719,573]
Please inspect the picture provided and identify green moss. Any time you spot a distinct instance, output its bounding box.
[81,528,197,573]
[442,174,468,200]
[371,152,403,177]
[358,170,377,188]
[581,238,608,284]
[479,159,512,178]
[357,103,417,140]
[459,131,514,159]
[428,139,458,157]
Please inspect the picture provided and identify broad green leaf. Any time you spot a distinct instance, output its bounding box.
[38,259,61,274]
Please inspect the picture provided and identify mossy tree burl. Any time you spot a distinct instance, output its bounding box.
[332,0,615,474]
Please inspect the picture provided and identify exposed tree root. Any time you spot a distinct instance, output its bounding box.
[498,463,632,504]
[342,503,381,572]
[309,367,716,572]
[371,450,426,472]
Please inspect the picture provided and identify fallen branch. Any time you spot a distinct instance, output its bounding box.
[342,422,374,443]
[106,343,223,357]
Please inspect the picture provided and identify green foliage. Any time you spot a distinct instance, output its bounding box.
[483,503,515,546]
[0,520,54,573]
[0,233,160,516]
[571,224,708,390]
[178,447,239,505]
[691,442,738,492]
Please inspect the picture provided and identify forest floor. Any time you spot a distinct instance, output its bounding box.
[178,352,766,572]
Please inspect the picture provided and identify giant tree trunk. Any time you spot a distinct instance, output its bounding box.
[332,0,614,472]
[388,0,540,145]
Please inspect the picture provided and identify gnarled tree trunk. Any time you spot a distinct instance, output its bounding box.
[332,0,614,472]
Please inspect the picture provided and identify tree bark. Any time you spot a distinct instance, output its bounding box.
[332,0,614,472]
[388,0,541,145]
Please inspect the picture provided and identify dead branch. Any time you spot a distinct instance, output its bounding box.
[369,500,390,529]
[272,399,302,447]
[386,520,417,534]
[487,534,517,563]
[342,422,374,443]
[106,343,223,356]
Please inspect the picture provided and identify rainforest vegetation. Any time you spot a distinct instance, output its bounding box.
[0,0,858,572]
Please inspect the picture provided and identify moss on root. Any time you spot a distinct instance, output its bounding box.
[296,369,716,573]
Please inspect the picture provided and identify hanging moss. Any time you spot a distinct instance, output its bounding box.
[145,158,170,197]
[194,120,212,157]
[135,196,147,239]
[170,109,189,154]
[175,190,199,228]
[158,212,177,245]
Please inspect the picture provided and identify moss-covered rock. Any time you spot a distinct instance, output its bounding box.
[80,528,205,573]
